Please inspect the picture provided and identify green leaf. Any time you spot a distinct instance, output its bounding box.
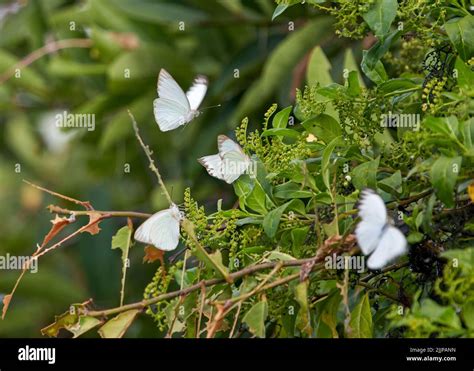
[430,156,462,208]
[267,251,296,262]
[362,30,400,70]
[347,71,361,97]
[272,105,293,129]
[348,293,373,338]
[418,299,461,329]
[245,181,269,214]
[424,116,459,140]
[322,136,343,192]
[272,4,290,21]
[111,225,133,306]
[307,46,333,87]
[67,316,103,338]
[261,128,300,139]
[460,118,474,149]
[378,170,402,196]
[317,83,346,99]
[233,175,255,199]
[242,300,268,338]
[98,309,140,338]
[407,231,424,244]
[302,114,342,144]
[352,157,380,190]
[445,15,474,61]
[291,226,309,254]
[274,182,313,199]
[378,78,419,94]
[294,281,312,336]
[314,289,341,338]
[263,201,291,238]
[455,57,474,90]
[462,300,474,330]
[361,50,388,84]
[362,0,398,37]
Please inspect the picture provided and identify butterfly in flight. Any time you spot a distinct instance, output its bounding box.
[355,189,408,270]
[153,69,208,132]
[198,135,251,184]
[134,203,183,251]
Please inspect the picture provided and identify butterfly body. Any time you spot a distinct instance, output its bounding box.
[355,189,407,270]
[153,69,208,131]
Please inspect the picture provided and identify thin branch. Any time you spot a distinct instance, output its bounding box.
[128,110,174,206]
[47,205,151,219]
[24,180,93,210]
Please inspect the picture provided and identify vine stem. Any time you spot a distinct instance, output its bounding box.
[86,259,324,318]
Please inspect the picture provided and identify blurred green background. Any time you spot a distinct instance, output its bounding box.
[0,0,360,337]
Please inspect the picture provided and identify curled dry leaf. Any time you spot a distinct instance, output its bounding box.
[468,181,474,203]
[82,211,103,235]
[315,234,357,262]
[1,294,12,320]
[143,245,165,264]
[40,214,74,248]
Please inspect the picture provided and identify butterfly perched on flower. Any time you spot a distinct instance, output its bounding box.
[198,135,251,184]
[355,189,408,269]
[134,203,183,251]
[153,69,208,131]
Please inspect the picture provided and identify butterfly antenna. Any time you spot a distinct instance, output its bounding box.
[200,103,221,112]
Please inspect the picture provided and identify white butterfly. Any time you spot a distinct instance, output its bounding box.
[198,135,252,184]
[355,189,407,270]
[153,69,208,132]
[134,203,183,251]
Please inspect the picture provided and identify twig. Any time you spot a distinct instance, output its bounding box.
[360,261,409,283]
[356,282,404,305]
[47,205,151,219]
[229,302,242,339]
[24,180,93,210]
[128,110,174,206]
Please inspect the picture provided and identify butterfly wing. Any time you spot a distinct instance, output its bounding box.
[153,98,190,131]
[154,69,192,131]
[134,206,181,251]
[198,154,225,180]
[157,69,190,110]
[217,135,250,184]
[186,75,208,111]
[221,150,251,184]
[355,189,388,256]
[358,189,387,225]
[367,226,407,270]
[217,135,243,155]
